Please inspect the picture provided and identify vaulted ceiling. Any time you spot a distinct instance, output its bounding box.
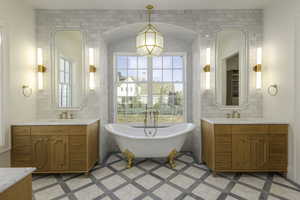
[26,0,271,10]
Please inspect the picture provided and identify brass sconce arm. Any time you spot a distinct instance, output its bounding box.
[253,64,262,72]
[89,65,96,73]
[37,65,46,72]
[203,64,211,72]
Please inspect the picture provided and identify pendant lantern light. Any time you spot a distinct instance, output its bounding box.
[136,5,164,56]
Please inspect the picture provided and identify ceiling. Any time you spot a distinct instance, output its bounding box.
[103,23,197,44]
[26,0,271,10]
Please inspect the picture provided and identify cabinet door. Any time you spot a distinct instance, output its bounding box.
[269,134,287,170]
[232,135,251,169]
[49,136,69,171]
[11,127,32,167]
[11,135,32,167]
[31,136,50,171]
[250,135,269,169]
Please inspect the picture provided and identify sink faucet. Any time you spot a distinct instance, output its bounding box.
[143,105,159,137]
[231,110,241,118]
[59,111,74,119]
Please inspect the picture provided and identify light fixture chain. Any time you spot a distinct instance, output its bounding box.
[146,5,153,25]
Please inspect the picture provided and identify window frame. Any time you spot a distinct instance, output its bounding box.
[58,56,73,108]
[113,52,187,125]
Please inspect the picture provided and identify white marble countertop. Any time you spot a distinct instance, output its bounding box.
[0,168,35,193]
[202,118,289,125]
[11,118,100,126]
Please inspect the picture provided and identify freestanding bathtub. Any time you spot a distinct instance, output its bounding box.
[105,123,195,168]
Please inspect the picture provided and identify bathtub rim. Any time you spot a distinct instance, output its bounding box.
[105,123,195,140]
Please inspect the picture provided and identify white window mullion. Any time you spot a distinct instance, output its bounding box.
[148,56,153,107]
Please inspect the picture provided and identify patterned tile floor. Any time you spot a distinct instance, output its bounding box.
[32,152,300,200]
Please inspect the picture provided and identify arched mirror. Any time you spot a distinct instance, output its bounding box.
[52,30,87,110]
[215,30,248,109]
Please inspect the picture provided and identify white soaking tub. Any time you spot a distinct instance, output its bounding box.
[105,123,195,158]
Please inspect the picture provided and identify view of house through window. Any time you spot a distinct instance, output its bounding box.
[58,57,72,108]
[115,54,185,123]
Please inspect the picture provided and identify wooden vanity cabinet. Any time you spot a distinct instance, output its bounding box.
[11,121,99,174]
[201,121,288,175]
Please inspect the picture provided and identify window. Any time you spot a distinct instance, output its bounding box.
[58,57,72,108]
[114,54,185,123]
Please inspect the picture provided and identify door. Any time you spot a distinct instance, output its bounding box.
[232,135,251,169]
[250,135,269,169]
[31,136,50,171]
[49,136,69,170]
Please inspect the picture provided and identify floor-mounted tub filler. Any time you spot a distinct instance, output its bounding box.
[105,123,196,168]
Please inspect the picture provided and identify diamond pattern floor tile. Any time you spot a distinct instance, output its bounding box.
[192,183,221,200]
[138,160,159,171]
[101,174,126,190]
[74,185,103,200]
[135,174,161,189]
[32,152,300,200]
[121,167,145,179]
[92,167,114,180]
[231,183,261,199]
[114,184,143,200]
[65,175,92,190]
[205,175,231,190]
[170,174,195,189]
[183,166,206,179]
[239,174,266,189]
[32,175,57,190]
[153,184,182,200]
[270,183,300,200]
[34,185,65,200]
[152,166,175,179]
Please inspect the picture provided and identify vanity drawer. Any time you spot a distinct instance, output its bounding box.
[31,126,69,135]
[69,153,86,171]
[214,125,231,135]
[69,136,86,152]
[12,136,31,147]
[68,126,86,135]
[269,125,288,134]
[12,126,31,136]
[232,125,268,134]
[215,153,232,170]
[215,135,232,143]
[216,143,232,153]
[215,135,232,153]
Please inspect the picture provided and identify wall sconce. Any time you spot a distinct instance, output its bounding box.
[37,48,46,90]
[203,48,211,90]
[22,85,32,97]
[254,47,262,89]
[89,48,96,90]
